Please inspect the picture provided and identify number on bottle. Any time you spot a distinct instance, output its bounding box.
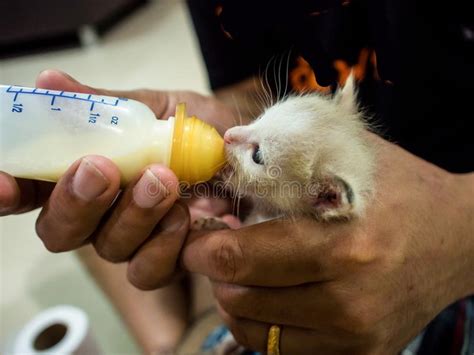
[12,103,23,113]
[89,112,100,124]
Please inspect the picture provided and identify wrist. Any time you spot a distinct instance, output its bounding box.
[441,171,474,301]
[456,172,474,296]
[422,168,474,308]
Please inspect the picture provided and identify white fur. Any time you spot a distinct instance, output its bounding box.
[224,75,375,221]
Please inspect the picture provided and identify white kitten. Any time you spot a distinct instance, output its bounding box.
[193,76,376,355]
[223,74,375,221]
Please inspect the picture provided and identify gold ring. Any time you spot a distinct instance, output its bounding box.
[267,324,281,355]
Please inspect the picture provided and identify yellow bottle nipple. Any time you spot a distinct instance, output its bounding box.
[169,103,226,185]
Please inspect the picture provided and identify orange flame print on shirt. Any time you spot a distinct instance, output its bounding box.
[290,57,331,93]
[290,48,380,93]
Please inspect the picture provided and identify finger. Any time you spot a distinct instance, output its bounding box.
[186,195,232,222]
[127,202,190,290]
[35,69,173,118]
[216,303,326,354]
[186,198,241,228]
[36,156,120,252]
[0,172,55,215]
[0,172,21,215]
[92,165,179,262]
[181,218,349,286]
[221,214,242,229]
[212,282,341,330]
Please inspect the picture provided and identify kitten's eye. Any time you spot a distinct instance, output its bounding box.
[252,145,264,165]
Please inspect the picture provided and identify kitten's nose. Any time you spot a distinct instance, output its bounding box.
[224,131,234,144]
[224,127,246,144]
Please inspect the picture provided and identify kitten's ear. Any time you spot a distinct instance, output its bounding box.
[335,73,357,114]
[307,174,354,220]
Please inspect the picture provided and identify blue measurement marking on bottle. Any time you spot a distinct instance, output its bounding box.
[5,85,128,112]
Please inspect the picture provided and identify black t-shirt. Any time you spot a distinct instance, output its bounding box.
[187,0,473,173]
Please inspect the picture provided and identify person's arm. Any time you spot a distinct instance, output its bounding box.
[74,3,273,346]
[25,70,258,352]
[0,68,251,352]
[214,76,268,125]
[458,172,474,295]
[181,134,474,353]
[74,77,264,353]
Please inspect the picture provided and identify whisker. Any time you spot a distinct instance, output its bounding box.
[232,188,239,216]
[231,93,244,126]
[223,169,235,189]
[276,52,285,100]
[231,173,241,216]
[274,55,280,100]
[258,64,272,109]
[253,76,267,113]
[282,48,292,100]
[265,56,275,106]
[236,176,244,219]
[236,193,241,221]
[229,96,239,127]
[243,91,261,122]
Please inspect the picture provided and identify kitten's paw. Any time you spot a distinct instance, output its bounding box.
[191,217,230,231]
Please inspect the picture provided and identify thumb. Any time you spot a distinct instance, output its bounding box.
[36,69,101,95]
[35,70,172,118]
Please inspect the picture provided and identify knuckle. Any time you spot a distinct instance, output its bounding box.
[209,234,244,283]
[114,214,141,233]
[214,284,245,315]
[127,275,150,291]
[94,241,125,263]
[211,238,236,282]
[127,262,154,290]
[92,220,141,263]
[50,195,83,226]
[227,321,251,349]
[217,303,263,351]
[36,220,74,253]
[344,316,371,337]
[41,238,70,253]
[333,233,379,268]
[150,90,170,117]
[337,302,377,337]
[127,257,175,290]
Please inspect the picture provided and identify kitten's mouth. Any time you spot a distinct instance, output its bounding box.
[216,162,235,181]
[218,148,237,179]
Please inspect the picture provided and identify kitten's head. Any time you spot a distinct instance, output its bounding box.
[223,76,374,220]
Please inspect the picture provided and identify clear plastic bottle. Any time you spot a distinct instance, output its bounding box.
[0,85,226,185]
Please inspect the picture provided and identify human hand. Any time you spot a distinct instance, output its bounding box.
[181,135,474,354]
[0,69,238,289]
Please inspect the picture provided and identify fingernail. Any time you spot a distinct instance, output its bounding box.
[62,71,78,81]
[133,169,168,208]
[72,159,109,202]
[160,204,187,232]
[55,70,80,83]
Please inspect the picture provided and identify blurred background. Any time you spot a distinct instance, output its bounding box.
[0,0,209,353]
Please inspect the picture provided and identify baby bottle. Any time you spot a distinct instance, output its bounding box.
[0,85,226,185]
